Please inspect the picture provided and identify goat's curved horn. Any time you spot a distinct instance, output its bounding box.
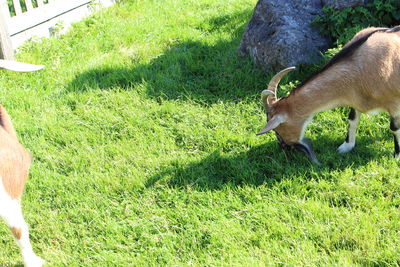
[261,89,276,109]
[0,60,44,72]
[262,66,296,107]
[267,66,296,92]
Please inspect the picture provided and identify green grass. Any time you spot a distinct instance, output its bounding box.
[1,0,400,265]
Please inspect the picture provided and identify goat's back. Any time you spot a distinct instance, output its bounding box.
[352,29,400,100]
[322,27,400,113]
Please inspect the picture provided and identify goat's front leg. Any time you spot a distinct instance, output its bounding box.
[390,116,400,159]
[338,108,361,154]
[0,195,44,267]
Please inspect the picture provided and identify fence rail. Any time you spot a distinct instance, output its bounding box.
[0,0,116,59]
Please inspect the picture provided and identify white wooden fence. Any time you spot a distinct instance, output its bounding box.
[0,0,116,59]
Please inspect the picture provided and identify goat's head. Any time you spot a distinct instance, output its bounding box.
[257,67,321,165]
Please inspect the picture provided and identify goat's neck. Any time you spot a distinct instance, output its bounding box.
[285,79,345,119]
[281,78,347,142]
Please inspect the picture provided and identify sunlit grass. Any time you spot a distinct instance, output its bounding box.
[0,0,398,265]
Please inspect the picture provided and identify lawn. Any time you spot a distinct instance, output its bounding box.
[1,0,400,266]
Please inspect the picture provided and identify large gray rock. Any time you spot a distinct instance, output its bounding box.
[239,0,366,72]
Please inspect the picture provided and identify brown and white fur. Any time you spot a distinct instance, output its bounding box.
[0,59,44,266]
[258,26,400,164]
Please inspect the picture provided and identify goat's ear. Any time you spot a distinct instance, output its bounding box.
[0,59,44,72]
[0,105,18,141]
[257,115,286,135]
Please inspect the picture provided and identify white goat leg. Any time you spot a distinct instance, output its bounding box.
[338,108,361,154]
[0,182,44,267]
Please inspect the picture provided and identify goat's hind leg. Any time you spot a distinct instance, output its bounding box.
[390,115,400,160]
[337,108,361,154]
[0,195,44,267]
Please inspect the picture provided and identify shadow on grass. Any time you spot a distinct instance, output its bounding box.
[65,7,388,191]
[66,9,267,105]
[146,134,390,191]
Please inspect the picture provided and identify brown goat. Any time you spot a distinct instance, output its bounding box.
[258,26,400,164]
[0,59,44,266]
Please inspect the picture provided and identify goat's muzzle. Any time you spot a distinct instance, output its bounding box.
[293,138,321,165]
[276,135,321,165]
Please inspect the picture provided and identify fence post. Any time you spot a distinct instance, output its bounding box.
[0,0,14,60]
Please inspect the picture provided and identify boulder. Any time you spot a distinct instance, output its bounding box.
[239,0,367,72]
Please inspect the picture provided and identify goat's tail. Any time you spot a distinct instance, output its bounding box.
[0,104,18,141]
[0,59,44,72]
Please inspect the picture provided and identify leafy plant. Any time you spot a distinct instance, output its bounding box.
[313,0,400,44]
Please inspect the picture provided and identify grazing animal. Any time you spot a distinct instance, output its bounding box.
[0,59,44,266]
[257,26,400,164]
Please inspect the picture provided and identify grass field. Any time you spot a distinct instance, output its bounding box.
[1,0,400,266]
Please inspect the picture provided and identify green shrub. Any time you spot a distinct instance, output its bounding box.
[313,0,400,44]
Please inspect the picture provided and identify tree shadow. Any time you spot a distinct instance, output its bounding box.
[146,134,391,191]
[65,9,268,105]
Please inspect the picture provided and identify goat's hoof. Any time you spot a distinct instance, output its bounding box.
[24,255,45,267]
[337,142,354,154]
